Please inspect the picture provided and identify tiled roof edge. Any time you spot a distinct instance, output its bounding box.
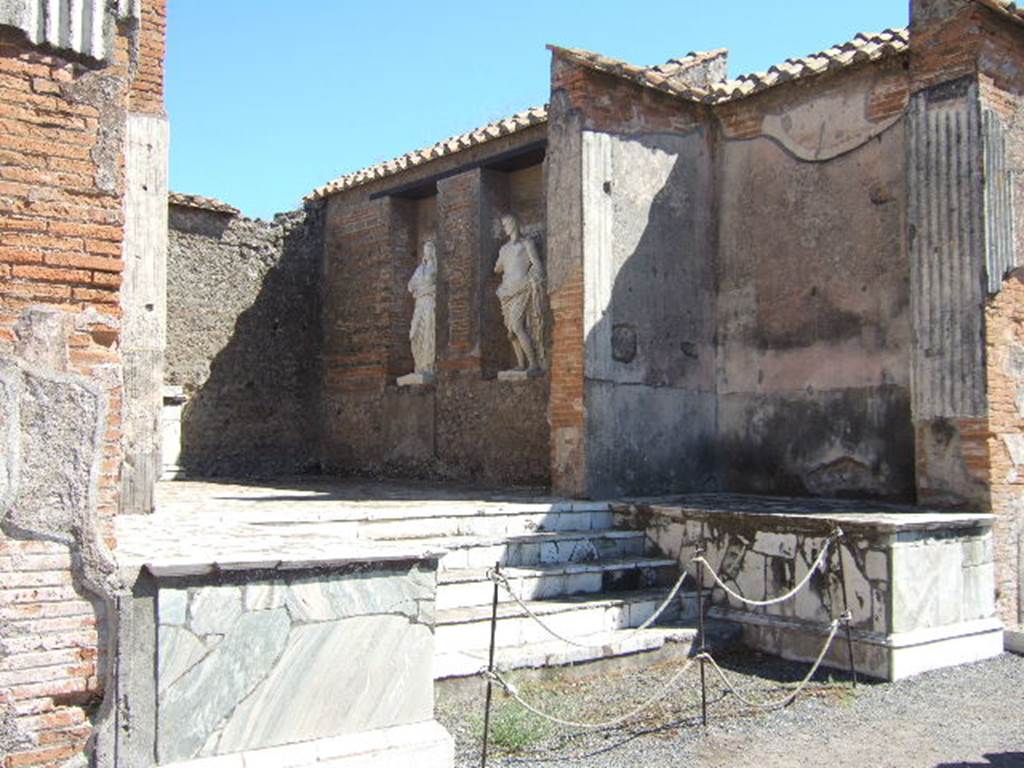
[306,105,549,201]
[712,27,909,101]
[168,192,240,215]
[306,27,909,201]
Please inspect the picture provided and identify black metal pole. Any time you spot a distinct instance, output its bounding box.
[481,562,501,768]
[834,530,858,688]
[696,546,708,727]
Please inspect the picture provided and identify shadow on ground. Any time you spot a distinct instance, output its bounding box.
[934,755,1024,767]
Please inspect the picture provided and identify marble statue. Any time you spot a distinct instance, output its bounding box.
[495,213,545,374]
[401,240,437,385]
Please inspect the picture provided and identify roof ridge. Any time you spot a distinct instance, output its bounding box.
[307,105,548,201]
[309,26,910,200]
[711,27,908,101]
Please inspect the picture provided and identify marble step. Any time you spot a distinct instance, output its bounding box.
[434,620,741,679]
[358,505,615,542]
[436,557,677,610]
[434,588,696,653]
[427,529,650,572]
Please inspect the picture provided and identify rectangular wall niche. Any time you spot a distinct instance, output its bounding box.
[480,162,547,377]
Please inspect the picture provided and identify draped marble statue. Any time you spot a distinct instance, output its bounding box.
[495,213,545,375]
[400,239,437,385]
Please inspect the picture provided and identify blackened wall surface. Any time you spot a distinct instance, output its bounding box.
[166,202,323,476]
[715,61,915,501]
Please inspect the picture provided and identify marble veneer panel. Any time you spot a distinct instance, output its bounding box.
[626,501,1002,679]
[155,562,437,765]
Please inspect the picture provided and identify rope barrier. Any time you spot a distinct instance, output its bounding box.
[486,618,841,729]
[485,567,692,650]
[484,655,699,730]
[693,528,842,608]
[700,618,842,711]
[477,529,854,760]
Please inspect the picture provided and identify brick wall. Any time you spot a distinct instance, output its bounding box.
[985,272,1024,625]
[129,0,166,115]
[0,2,165,765]
[321,149,550,484]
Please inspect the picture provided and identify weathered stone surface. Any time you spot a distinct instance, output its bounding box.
[865,550,888,581]
[751,532,797,558]
[159,588,188,626]
[324,569,433,621]
[1,362,104,543]
[12,308,69,372]
[167,203,323,477]
[190,586,243,636]
[158,608,291,764]
[216,616,434,754]
[245,583,286,611]
[158,626,208,693]
[284,581,335,623]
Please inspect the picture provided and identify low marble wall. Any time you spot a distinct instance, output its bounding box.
[157,564,435,763]
[117,542,453,768]
[618,496,1004,680]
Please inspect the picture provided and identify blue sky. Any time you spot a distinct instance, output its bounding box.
[166,1,908,219]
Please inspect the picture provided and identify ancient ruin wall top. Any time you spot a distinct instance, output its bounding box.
[306,27,909,202]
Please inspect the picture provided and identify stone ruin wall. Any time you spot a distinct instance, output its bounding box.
[0,1,167,765]
[320,131,551,486]
[714,56,913,501]
[978,14,1024,625]
[165,201,324,477]
[550,48,916,501]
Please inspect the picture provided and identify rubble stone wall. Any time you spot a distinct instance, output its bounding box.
[165,202,324,477]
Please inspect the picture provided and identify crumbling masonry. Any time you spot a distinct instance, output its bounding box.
[3,0,1024,766]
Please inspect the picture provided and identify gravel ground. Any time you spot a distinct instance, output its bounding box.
[436,649,1024,768]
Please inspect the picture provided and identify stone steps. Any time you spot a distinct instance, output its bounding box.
[429,529,649,571]
[362,504,710,681]
[434,588,697,654]
[435,620,742,680]
[358,504,615,541]
[436,556,677,610]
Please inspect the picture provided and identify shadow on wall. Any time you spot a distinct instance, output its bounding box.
[582,129,718,499]
[581,117,913,501]
[169,204,324,477]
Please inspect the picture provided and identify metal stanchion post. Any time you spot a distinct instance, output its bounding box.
[481,562,501,768]
[695,546,708,727]
[833,529,858,688]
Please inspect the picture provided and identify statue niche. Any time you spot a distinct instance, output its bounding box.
[397,239,437,386]
[495,213,545,379]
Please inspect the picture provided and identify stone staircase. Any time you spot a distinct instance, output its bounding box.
[361,501,724,679]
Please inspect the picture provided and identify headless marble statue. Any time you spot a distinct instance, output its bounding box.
[495,213,545,374]
[400,240,437,385]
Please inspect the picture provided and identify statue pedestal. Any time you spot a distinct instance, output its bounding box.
[497,369,543,382]
[397,372,435,387]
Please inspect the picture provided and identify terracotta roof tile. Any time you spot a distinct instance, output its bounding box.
[306,106,548,200]
[307,28,909,199]
[168,192,239,215]
[709,28,909,101]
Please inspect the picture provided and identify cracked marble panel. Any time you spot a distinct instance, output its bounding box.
[154,564,440,763]
[158,608,291,763]
[217,616,434,753]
